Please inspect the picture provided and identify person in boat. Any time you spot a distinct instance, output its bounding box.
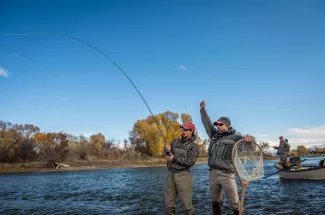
[164,122,200,215]
[200,100,252,215]
[285,139,291,157]
[273,136,290,169]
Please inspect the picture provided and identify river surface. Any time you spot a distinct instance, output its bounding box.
[0,157,324,215]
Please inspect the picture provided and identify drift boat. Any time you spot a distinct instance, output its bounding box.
[274,157,325,180]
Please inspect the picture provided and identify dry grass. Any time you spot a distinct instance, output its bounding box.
[0,158,208,174]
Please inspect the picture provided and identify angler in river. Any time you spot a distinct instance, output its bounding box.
[164,122,200,215]
[200,100,253,215]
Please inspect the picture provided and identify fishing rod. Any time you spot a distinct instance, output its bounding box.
[0,32,167,144]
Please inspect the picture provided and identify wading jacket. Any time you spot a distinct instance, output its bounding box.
[275,141,290,155]
[200,108,242,173]
[167,135,200,173]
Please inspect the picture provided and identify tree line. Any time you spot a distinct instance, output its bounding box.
[2,111,322,165]
[290,145,325,156]
[0,121,128,165]
[0,111,209,165]
[258,141,325,157]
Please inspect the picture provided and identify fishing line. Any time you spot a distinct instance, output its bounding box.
[0,32,167,144]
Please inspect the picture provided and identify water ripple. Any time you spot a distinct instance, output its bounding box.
[0,157,324,214]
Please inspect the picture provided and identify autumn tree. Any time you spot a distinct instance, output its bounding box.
[197,139,209,157]
[290,149,298,157]
[181,113,193,124]
[258,141,271,156]
[100,138,122,160]
[314,147,325,154]
[15,124,40,161]
[89,133,105,156]
[135,119,168,157]
[128,128,147,155]
[34,132,69,162]
[129,111,186,157]
[123,139,129,150]
[297,145,308,156]
[0,120,136,163]
[67,134,80,160]
[0,121,24,162]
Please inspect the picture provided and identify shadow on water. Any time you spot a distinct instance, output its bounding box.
[0,157,324,215]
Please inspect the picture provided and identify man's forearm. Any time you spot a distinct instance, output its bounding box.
[173,148,199,168]
[200,108,215,138]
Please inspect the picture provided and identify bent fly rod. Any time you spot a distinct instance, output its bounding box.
[0,32,167,144]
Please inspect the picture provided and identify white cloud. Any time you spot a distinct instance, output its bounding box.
[12,53,25,59]
[177,65,186,71]
[287,125,325,148]
[0,67,10,78]
[257,125,325,150]
[288,125,325,138]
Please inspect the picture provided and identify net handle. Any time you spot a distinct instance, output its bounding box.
[239,182,248,215]
[232,139,263,215]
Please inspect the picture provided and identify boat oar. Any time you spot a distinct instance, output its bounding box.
[264,159,307,178]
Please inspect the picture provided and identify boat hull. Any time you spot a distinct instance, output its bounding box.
[279,167,325,180]
[274,161,325,180]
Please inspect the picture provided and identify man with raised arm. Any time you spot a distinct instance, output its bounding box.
[200,100,250,215]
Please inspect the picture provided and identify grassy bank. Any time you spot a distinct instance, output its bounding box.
[0,156,281,174]
[0,158,208,174]
[263,156,279,160]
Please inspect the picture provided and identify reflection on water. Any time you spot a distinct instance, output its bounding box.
[0,157,324,215]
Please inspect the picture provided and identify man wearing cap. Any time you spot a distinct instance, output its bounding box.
[200,100,251,215]
[164,122,200,215]
[273,136,290,169]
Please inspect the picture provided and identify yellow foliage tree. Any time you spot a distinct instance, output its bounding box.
[130,111,201,157]
[90,133,105,156]
[0,122,24,161]
[34,132,69,162]
[297,145,308,155]
[181,113,193,123]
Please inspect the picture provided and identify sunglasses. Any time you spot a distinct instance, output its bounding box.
[181,127,192,131]
[215,123,224,127]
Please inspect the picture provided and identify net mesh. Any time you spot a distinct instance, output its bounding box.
[233,140,264,182]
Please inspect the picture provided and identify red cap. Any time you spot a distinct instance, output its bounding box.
[180,122,195,131]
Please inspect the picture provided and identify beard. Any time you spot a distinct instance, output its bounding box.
[218,129,226,134]
[182,134,189,140]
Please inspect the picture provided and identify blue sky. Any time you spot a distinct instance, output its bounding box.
[1,0,325,149]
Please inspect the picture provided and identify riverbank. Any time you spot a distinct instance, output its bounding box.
[0,158,209,174]
[0,156,286,174]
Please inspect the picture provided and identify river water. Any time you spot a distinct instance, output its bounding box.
[0,157,324,215]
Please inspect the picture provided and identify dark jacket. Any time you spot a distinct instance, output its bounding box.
[274,141,290,155]
[167,135,200,173]
[201,108,242,172]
